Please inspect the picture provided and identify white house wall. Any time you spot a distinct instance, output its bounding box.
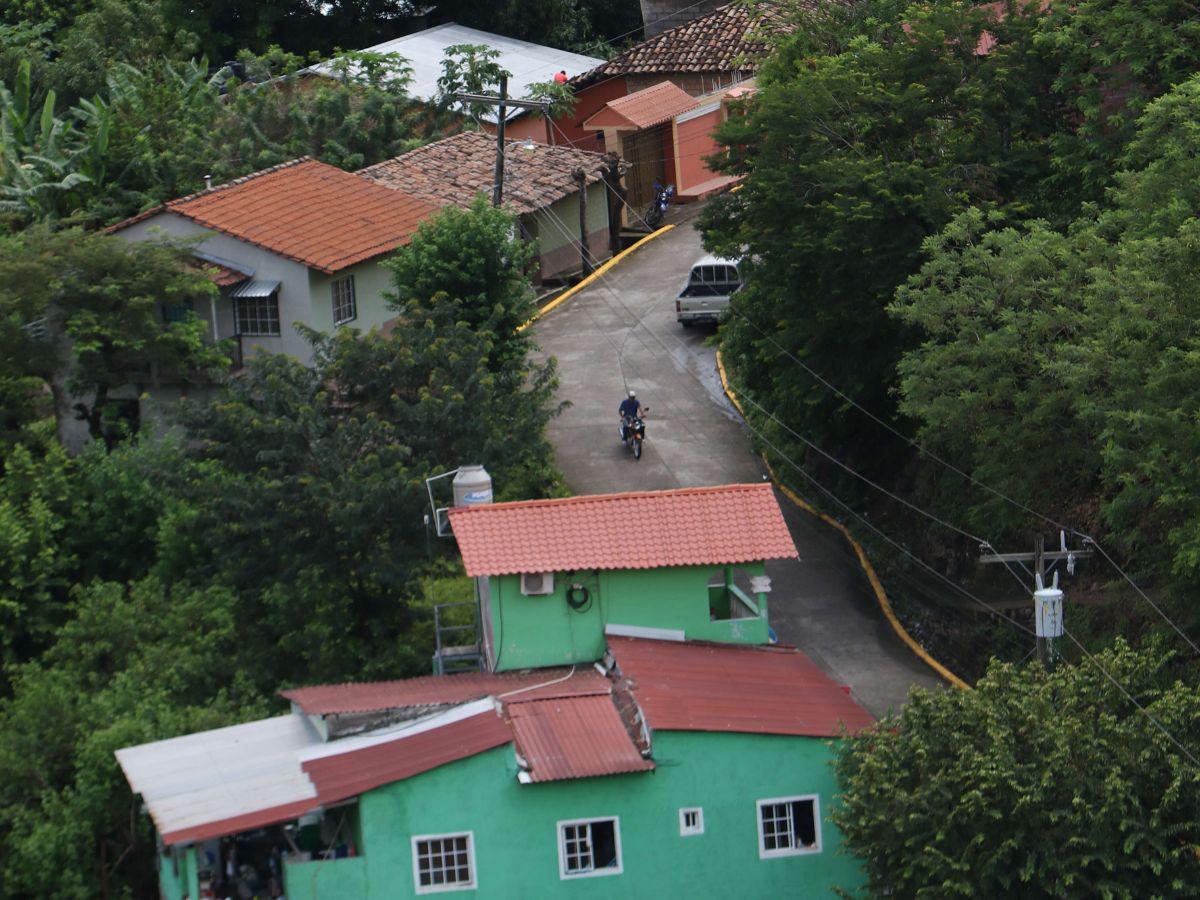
[306,257,398,338]
[115,212,318,364]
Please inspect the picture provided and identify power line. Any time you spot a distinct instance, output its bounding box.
[732,388,988,545]
[526,200,1035,654]
[517,149,1200,768]
[1061,627,1200,769]
[725,301,1200,654]
[1082,538,1200,656]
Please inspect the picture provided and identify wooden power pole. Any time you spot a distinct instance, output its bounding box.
[980,532,1092,667]
[453,82,552,207]
[574,168,592,275]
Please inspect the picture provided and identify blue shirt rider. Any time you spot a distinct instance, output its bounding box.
[618,390,642,439]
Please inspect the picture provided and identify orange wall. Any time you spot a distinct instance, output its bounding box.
[674,105,725,192]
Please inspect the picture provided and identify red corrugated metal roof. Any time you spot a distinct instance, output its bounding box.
[110,158,443,273]
[281,668,609,715]
[162,798,318,846]
[506,694,654,783]
[582,81,700,130]
[448,483,797,576]
[303,709,512,805]
[609,636,874,737]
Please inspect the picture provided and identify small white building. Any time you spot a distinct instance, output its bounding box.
[109,157,443,366]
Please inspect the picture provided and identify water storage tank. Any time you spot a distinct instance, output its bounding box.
[452,465,493,507]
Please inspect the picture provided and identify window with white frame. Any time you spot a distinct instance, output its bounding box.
[757,796,821,858]
[558,817,621,878]
[679,807,704,836]
[234,294,280,336]
[331,274,356,325]
[412,832,476,893]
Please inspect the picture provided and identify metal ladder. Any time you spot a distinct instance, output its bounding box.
[432,600,484,675]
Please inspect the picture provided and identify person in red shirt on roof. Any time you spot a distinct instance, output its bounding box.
[553,70,568,83]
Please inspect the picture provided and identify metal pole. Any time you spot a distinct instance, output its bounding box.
[575,168,592,275]
[493,75,507,208]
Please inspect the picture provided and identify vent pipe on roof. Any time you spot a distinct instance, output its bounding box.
[452,465,493,508]
[203,174,213,190]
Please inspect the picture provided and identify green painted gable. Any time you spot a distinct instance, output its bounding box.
[284,730,864,899]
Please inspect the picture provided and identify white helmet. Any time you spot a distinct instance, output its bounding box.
[629,390,636,398]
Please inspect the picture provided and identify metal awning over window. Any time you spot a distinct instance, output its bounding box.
[230,279,281,298]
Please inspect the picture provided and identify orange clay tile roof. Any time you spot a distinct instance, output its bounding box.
[582,80,701,130]
[447,483,797,576]
[506,693,654,783]
[358,131,619,216]
[109,158,444,274]
[574,3,791,86]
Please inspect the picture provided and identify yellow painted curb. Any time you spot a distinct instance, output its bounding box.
[518,224,678,332]
[716,351,970,691]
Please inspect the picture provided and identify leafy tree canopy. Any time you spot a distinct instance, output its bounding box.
[834,640,1200,897]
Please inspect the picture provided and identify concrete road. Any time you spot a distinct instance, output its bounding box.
[531,208,944,717]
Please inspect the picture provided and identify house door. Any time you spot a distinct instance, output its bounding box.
[622,125,668,220]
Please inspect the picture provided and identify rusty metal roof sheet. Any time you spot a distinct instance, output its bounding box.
[281,668,609,715]
[301,700,512,805]
[609,636,874,737]
[448,483,798,576]
[506,694,654,783]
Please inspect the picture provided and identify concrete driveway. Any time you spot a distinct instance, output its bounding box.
[531,208,944,717]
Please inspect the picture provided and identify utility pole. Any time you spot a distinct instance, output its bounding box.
[602,151,626,256]
[980,531,1092,668]
[574,168,592,275]
[453,81,552,207]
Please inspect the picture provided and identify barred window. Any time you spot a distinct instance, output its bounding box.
[558,818,621,878]
[412,832,475,893]
[757,796,821,858]
[234,294,280,336]
[332,274,356,325]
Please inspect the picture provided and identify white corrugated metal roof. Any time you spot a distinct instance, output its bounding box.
[309,23,603,123]
[115,715,322,842]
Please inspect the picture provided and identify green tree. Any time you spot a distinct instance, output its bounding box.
[890,75,1200,631]
[436,43,510,121]
[0,227,227,445]
[218,47,425,175]
[0,427,76,669]
[834,640,1200,897]
[702,0,1066,492]
[0,577,262,899]
[889,209,1104,539]
[1040,0,1200,204]
[386,196,540,369]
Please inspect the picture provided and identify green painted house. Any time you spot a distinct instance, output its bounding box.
[116,484,874,899]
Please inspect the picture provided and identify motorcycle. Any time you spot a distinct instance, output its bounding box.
[643,182,675,229]
[621,411,647,460]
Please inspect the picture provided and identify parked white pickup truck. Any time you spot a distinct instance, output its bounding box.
[675,255,742,326]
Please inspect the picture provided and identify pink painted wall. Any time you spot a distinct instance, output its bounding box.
[674,106,725,192]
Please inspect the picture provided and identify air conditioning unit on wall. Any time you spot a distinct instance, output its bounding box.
[521,572,555,596]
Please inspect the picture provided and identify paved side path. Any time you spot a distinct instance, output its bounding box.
[531,210,943,716]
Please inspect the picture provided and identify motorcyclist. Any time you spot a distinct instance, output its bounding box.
[618,390,642,440]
